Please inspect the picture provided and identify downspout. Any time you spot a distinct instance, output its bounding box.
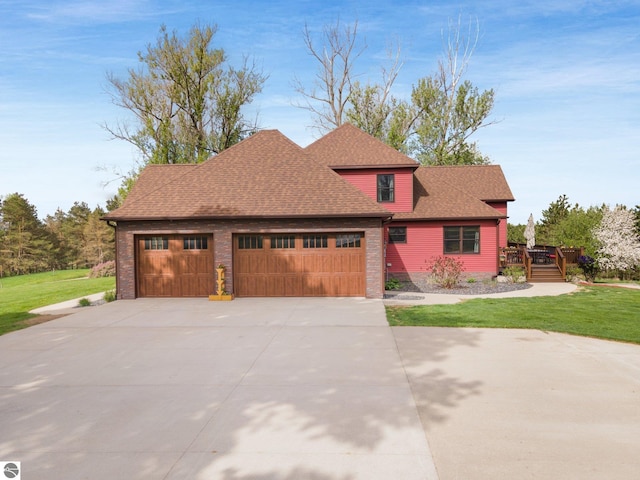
[496,219,501,276]
[381,216,393,293]
[106,221,118,299]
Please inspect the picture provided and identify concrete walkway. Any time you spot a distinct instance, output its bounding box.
[383,282,579,305]
[0,298,438,480]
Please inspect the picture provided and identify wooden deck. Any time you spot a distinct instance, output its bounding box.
[501,245,584,283]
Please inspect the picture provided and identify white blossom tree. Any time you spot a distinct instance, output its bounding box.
[592,206,640,277]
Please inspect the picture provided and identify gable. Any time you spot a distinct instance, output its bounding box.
[104,130,391,221]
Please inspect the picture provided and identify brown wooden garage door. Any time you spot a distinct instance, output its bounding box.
[137,235,214,297]
[234,233,365,297]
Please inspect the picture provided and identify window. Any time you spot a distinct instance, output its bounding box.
[444,226,480,254]
[303,234,328,248]
[377,174,395,202]
[237,235,263,249]
[388,227,407,244]
[271,235,296,249]
[144,236,168,250]
[183,236,208,250]
[336,233,361,248]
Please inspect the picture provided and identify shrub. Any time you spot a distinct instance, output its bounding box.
[577,255,598,283]
[89,260,116,278]
[502,266,526,283]
[103,289,117,303]
[78,298,91,307]
[565,265,582,283]
[385,278,402,290]
[428,255,464,289]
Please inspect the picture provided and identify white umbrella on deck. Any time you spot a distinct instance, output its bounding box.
[524,213,536,249]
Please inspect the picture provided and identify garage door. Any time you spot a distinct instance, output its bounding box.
[137,235,214,297]
[234,233,365,297]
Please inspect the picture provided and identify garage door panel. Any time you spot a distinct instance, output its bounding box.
[234,233,365,297]
[266,253,299,274]
[137,235,213,297]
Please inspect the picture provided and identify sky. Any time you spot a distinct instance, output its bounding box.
[1,0,639,225]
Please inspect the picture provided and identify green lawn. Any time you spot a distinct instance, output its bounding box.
[0,270,115,336]
[386,285,640,344]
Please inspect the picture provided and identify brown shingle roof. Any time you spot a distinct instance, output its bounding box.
[104,130,391,221]
[305,123,418,169]
[425,165,515,202]
[123,164,198,204]
[392,166,508,221]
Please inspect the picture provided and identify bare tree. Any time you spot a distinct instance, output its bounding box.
[410,17,496,165]
[292,20,366,134]
[346,39,405,144]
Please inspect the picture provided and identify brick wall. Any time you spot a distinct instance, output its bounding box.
[114,217,384,299]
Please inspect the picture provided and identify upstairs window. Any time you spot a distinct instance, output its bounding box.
[444,226,480,254]
[377,174,395,202]
[388,227,407,244]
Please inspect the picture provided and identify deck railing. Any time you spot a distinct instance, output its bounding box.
[502,245,581,280]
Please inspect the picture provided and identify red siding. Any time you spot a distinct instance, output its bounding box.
[487,202,508,248]
[386,220,499,275]
[337,168,414,213]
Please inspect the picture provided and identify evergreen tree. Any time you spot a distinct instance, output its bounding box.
[0,194,55,275]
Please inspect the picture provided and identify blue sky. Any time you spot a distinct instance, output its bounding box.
[1,0,638,225]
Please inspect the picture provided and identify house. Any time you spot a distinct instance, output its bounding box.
[103,124,514,299]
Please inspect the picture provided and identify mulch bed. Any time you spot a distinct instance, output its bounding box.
[386,279,533,296]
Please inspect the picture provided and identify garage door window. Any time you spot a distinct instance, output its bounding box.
[145,237,168,250]
[336,233,361,248]
[271,235,296,248]
[303,234,328,248]
[183,236,208,250]
[238,235,263,249]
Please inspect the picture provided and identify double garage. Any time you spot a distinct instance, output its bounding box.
[136,232,366,298]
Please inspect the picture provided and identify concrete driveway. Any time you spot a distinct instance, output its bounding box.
[2,298,639,479]
[0,298,438,480]
[394,327,640,480]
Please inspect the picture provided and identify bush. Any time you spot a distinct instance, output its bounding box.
[502,266,526,283]
[89,260,116,278]
[565,265,582,283]
[577,255,598,283]
[78,298,91,307]
[103,289,117,303]
[385,278,402,290]
[428,255,464,289]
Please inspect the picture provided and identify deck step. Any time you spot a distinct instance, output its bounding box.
[529,265,565,283]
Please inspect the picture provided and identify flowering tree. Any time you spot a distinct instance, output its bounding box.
[592,206,640,277]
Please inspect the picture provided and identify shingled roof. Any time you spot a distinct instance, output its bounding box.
[305,123,418,169]
[104,129,391,221]
[392,166,510,221]
[425,165,515,202]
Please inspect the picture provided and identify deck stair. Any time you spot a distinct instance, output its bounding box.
[529,264,565,283]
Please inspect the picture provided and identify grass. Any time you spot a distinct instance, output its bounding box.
[386,285,640,344]
[0,270,115,336]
